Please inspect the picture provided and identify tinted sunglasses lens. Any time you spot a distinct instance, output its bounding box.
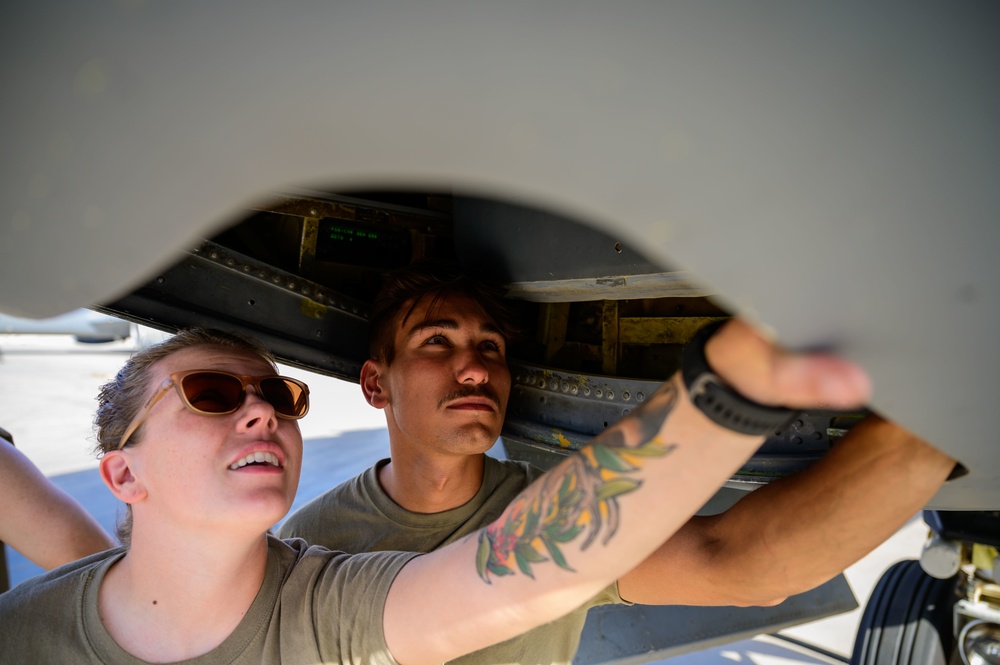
[179,372,245,414]
[259,377,308,418]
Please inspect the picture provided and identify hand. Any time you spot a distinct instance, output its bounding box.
[705,318,872,411]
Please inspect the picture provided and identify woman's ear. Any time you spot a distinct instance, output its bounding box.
[360,359,389,409]
[100,451,147,504]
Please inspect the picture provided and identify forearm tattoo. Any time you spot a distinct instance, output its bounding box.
[476,382,679,582]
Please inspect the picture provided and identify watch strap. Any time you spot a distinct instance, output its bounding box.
[681,320,799,436]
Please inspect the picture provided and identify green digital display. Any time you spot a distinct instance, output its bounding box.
[315,219,410,268]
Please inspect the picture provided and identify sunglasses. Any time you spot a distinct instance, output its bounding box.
[117,370,310,450]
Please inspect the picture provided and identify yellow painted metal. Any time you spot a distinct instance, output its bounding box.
[298,216,320,275]
[619,316,726,345]
[972,543,999,571]
[601,300,619,375]
[541,302,570,364]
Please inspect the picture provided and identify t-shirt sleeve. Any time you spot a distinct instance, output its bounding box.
[279,544,419,665]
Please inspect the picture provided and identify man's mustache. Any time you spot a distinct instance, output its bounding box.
[438,385,502,410]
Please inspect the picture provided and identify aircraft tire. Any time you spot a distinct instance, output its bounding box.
[850,559,957,665]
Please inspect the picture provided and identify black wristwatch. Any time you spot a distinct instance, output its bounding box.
[681,320,799,436]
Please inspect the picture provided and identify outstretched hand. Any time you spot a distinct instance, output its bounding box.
[705,318,872,411]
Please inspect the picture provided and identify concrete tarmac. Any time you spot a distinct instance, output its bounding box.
[0,332,928,663]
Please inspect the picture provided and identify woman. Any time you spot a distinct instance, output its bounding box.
[1,329,415,663]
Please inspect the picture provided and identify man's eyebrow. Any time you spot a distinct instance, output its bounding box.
[406,318,458,339]
[481,321,505,338]
[406,318,506,340]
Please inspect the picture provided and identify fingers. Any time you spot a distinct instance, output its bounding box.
[770,352,872,410]
[705,318,872,411]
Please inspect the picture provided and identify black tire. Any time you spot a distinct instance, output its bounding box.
[851,559,957,665]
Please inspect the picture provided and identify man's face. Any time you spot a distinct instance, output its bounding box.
[371,292,511,457]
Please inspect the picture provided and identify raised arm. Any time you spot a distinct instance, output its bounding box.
[382,318,878,665]
[616,415,955,606]
[0,429,115,569]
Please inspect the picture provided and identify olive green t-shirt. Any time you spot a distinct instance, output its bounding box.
[0,536,416,664]
[278,456,626,665]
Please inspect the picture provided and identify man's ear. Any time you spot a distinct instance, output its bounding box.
[100,451,147,504]
[360,359,390,409]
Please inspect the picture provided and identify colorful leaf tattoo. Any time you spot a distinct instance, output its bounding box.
[476,383,679,582]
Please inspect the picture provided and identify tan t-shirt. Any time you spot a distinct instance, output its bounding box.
[0,536,416,664]
[278,456,626,665]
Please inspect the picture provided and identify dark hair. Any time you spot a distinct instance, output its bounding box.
[369,260,521,364]
[93,327,276,546]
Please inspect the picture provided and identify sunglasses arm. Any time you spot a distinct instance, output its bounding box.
[116,379,174,450]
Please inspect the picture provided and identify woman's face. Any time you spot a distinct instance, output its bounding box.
[121,345,303,538]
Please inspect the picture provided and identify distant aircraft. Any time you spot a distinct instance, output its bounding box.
[0,309,131,344]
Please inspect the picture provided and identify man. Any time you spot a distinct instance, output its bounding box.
[279,261,955,664]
